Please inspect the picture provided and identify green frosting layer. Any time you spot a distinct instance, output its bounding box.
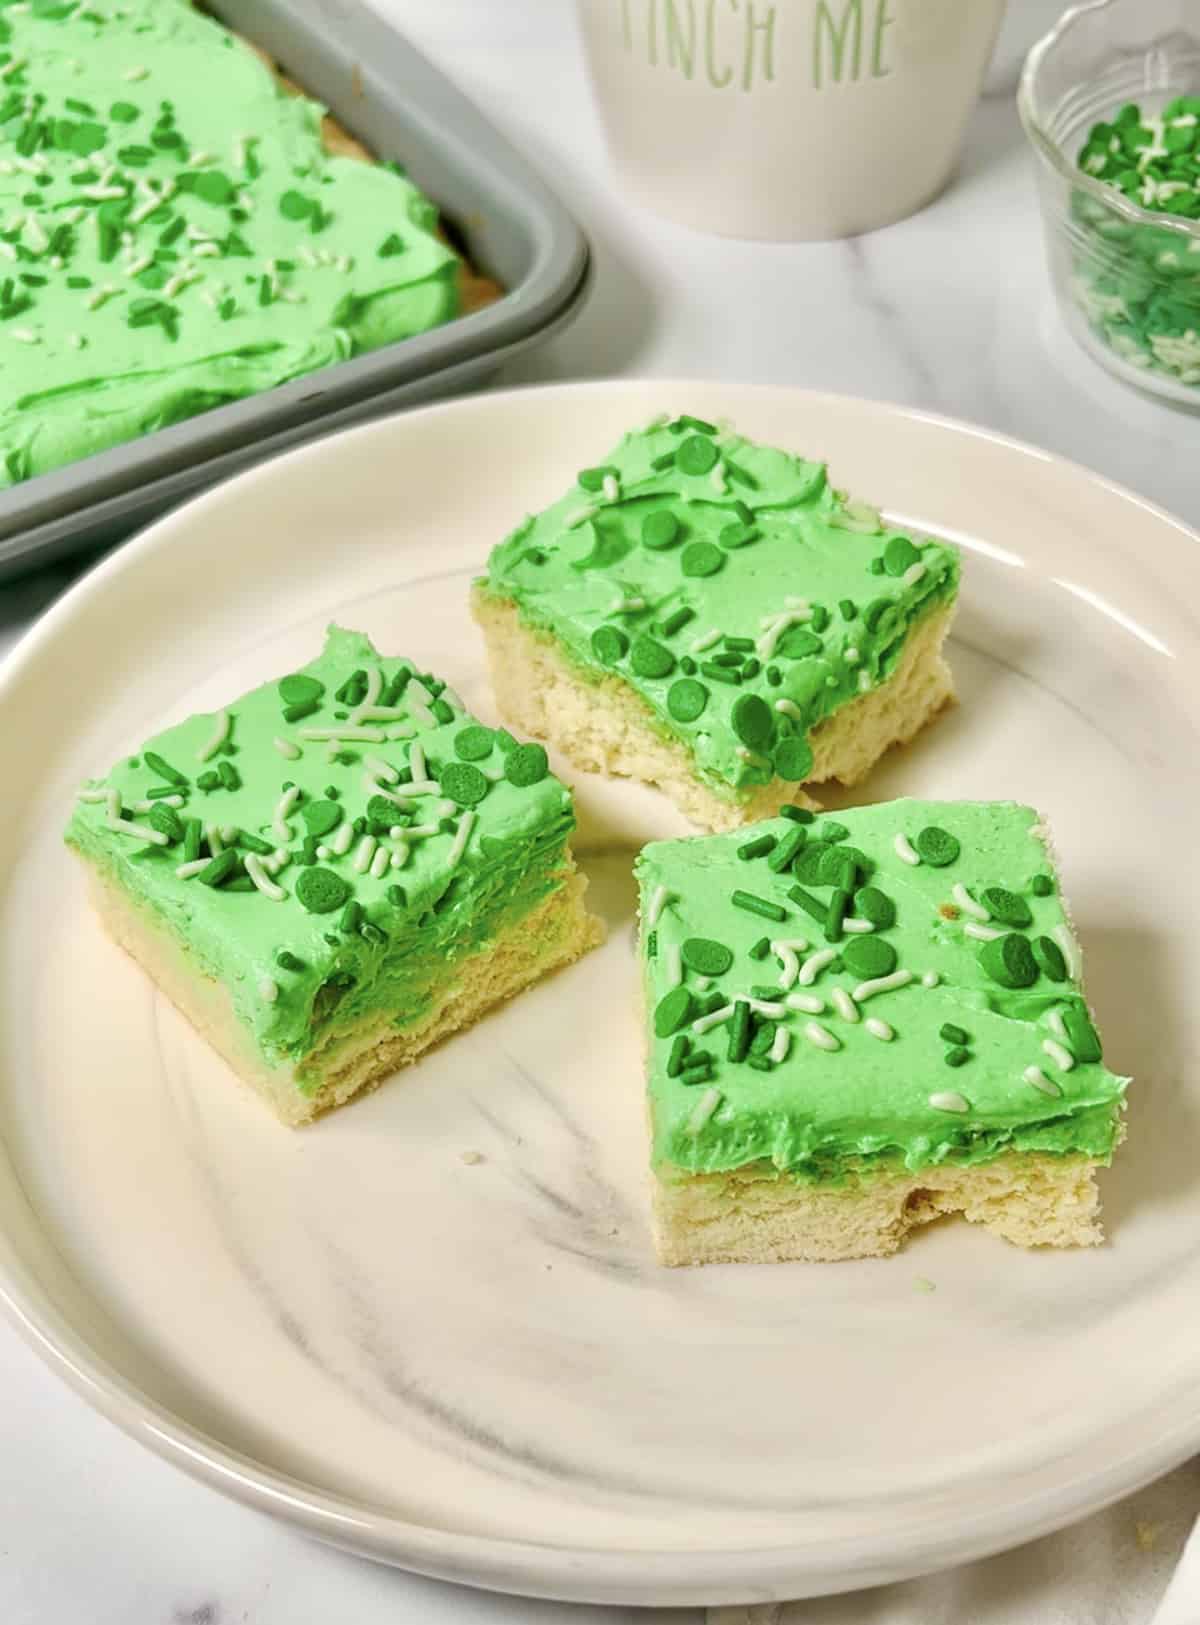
[65,628,575,1092]
[479,416,960,798]
[0,0,459,486]
[638,799,1127,1180]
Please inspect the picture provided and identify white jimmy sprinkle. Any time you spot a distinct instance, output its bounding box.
[771,938,807,990]
[842,918,875,934]
[390,843,410,869]
[0,56,26,79]
[370,845,391,880]
[929,1091,970,1114]
[685,1087,723,1137]
[123,64,150,80]
[244,854,287,902]
[82,185,128,201]
[565,505,596,528]
[901,563,927,588]
[756,610,806,661]
[921,970,940,988]
[446,810,475,869]
[1053,923,1082,981]
[612,596,646,614]
[258,977,279,1004]
[663,943,683,989]
[645,884,673,928]
[367,784,411,809]
[330,821,355,857]
[864,1018,894,1041]
[0,242,15,261]
[9,328,37,343]
[831,987,859,1024]
[434,799,457,821]
[131,795,183,813]
[829,500,881,534]
[804,1021,840,1052]
[1047,1007,1071,1045]
[316,844,332,861]
[408,742,427,783]
[843,647,861,666]
[389,826,407,840]
[785,991,824,1014]
[23,215,48,252]
[363,754,399,785]
[768,1026,791,1064]
[187,150,216,168]
[746,997,786,1017]
[601,474,620,503]
[204,824,224,857]
[76,787,109,803]
[387,722,417,741]
[854,969,914,1002]
[857,670,872,693]
[193,244,223,262]
[272,785,301,844]
[692,1003,734,1035]
[964,921,1005,942]
[265,850,289,875]
[441,686,466,713]
[405,823,442,839]
[353,836,377,874]
[893,833,921,866]
[407,697,436,728]
[356,706,409,725]
[87,283,121,311]
[798,947,837,985]
[952,883,990,921]
[197,709,231,761]
[693,975,712,993]
[107,815,168,845]
[404,779,442,799]
[784,596,810,610]
[220,824,238,846]
[710,461,727,493]
[1042,1038,1075,1072]
[162,268,201,300]
[298,726,385,743]
[350,665,384,720]
[736,746,771,768]
[1023,1065,1062,1099]
[174,859,210,880]
[773,699,804,722]
[689,627,722,654]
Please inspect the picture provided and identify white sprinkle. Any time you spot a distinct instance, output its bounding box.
[1053,923,1082,981]
[335,255,353,274]
[432,798,456,820]
[774,699,804,721]
[386,722,417,741]
[258,977,279,1003]
[124,65,149,80]
[8,327,37,343]
[929,1090,970,1114]
[857,670,872,692]
[407,697,436,728]
[315,845,332,861]
[130,796,183,813]
[843,647,860,665]
[952,883,990,921]
[663,942,683,989]
[298,726,385,743]
[405,780,442,800]
[81,185,128,201]
[330,821,355,857]
[0,243,15,261]
[693,975,712,993]
[124,253,153,279]
[829,500,881,534]
[1047,1007,1071,1046]
[1042,1038,1075,1072]
[244,854,287,901]
[76,788,109,804]
[107,816,168,845]
[67,332,85,349]
[853,969,914,1002]
[921,970,940,988]
[893,833,921,866]
[0,56,26,78]
[842,918,875,934]
[193,241,222,259]
[692,1003,734,1035]
[746,997,787,1017]
[804,1021,840,1052]
[174,859,210,880]
[685,1087,723,1136]
[736,746,771,769]
[390,843,410,869]
[408,742,427,783]
[771,938,807,990]
[964,921,1006,942]
[785,992,824,1014]
[441,686,466,713]
[105,788,121,822]
[446,810,475,869]
[162,268,200,300]
[220,824,238,846]
[204,824,223,857]
[23,215,48,253]
[831,987,859,1024]
[187,150,216,168]
[689,627,722,654]
[350,665,384,722]
[363,754,398,785]
[1024,1065,1063,1098]
[768,1027,791,1064]
[265,850,289,875]
[710,461,727,493]
[901,563,927,588]
[798,947,837,985]
[197,709,231,762]
[355,706,410,725]
[601,474,620,503]
[865,1017,894,1041]
[87,284,121,310]
[273,737,301,760]
[353,836,376,874]
[646,884,673,928]
[365,783,411,809]
[272,785,301,844]
[299,245,319,268]
[370,844,391,880]
[756,611,806,661]
[565,505,596,528]
[612,595,646,614]
[405,823,442,839]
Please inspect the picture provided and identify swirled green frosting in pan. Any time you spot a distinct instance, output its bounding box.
[479,415,960,797]
[0,0,458,486]
[637,799,1127,1180]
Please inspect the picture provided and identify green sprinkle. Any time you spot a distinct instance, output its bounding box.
[495,730,518,754]
[360,922,387,946]
[378,232,405,257]
[727,998,751,1062]
[680,541,724,577]
[666,1034,690,1077]
[666,678,708,722]
[939,1023,969,1045]
[731,889,787,922]
[723,636,754,652]
[699,660,740,685]
[110,101,140,123]
[777,627,822,659]
[883,536,922,576]
[863,596,894,631]
[454,725,495,761]
[731,693,774,750]
[979,933,1038,989]
[339,899,364,934]
[642,509,680,550]
[817,820,849,844]
[748,936,771,960]
[646,930,657,958]
[224,875,255,892]
[658,606,694,638]
[746,1054,773,1073]
[696,991,727,1016]
[216,759,240,791]
[295,867,351,915]
[440,762,489,806]
[773,737,813,782]
[590,625,629,665]
[742,658,761,680]
[142,750,187,786]
[1062,1000,1102,1062]
[750,985,783,1001]
[654,986,696,1038]
[676,414,718,434]
[765,666,782,687]
[841,937,898,979]
[182,818,202,863]
[679,1060,714,1087]
[793,843,831,885]
[650,450,676,471]
[386,884,407,908]
[1032,936,1067,982]
[236,831,273,855]
[677,434,718,475]
[724,459,756,489]
[1030,873,1054,897]
[197,849,238,888]
[505,742,549,787]
[787,885,827,927]
[853,886,895,928]
[147,805,183,844]
[766,827,807,873]
[737,833,777,861]
[276,950,305,972]
[278,674,324,708]
[630,634,675,679]
[750,1019,777,1057]
[809,604,830,634]
[680,657,697,676]
[682,937,734,976]
[944,1046,970,1068]
[915,826,960,867]
[719,522,757,549]
[779,805,814,824]
[301,799,341,837]
[825,886,851,942]
[818,848,858,891]
[577,464,619,491]
[982,886,1032,927]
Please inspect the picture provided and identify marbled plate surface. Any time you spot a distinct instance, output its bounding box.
[0,381,1197,1605]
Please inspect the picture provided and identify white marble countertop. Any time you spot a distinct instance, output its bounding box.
[3,1,1199,1620]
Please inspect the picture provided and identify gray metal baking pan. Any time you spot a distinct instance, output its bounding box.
[0,0,589,579]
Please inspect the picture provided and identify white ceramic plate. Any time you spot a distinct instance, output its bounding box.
[1,382,1198,1607]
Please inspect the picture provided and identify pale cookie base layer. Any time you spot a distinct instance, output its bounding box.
[652,1151,1104,1266]
[472,590,955,833]
[81,860,602,1127]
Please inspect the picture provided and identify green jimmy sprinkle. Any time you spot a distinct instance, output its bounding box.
[731,889,787,922]
[142,750,187,786]
[737,832,776,862]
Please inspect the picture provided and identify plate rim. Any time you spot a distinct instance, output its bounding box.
[2,377,1199,1606]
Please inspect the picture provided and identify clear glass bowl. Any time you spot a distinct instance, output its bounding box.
[1019,0,1200,407]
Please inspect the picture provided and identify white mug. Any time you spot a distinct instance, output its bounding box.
[576,0,1008,240]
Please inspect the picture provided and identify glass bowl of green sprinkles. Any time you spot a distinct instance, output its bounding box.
[1020,0,1200,406]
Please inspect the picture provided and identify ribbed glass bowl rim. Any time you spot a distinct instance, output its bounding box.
[1018,0,1200,244]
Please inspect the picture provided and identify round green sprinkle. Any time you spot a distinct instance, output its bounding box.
[944,1046,970,1068]
[839,598,858,620]
[194,170,236,205]
[629,634,676,679]
[731,693,774,750]
[300,799,342,837]
[440,762,489,807]
[278,674,324,707]
[1063,1001,1102,1063]
[276,950,305,972]
[818,847,859,890]
[454,725,495,761]
[295,867,351,915]
[591,625,629,665]
[777,626,823,659]
[883,536,922,576]
[642,509,680,549]
[505,742,549,787]
[841,936,898,979]
[938,1023,969,1046]
[979,932,1038,989]
[793,842,831,885]
[677,435,718,475]
[853,886,895,928]
[915,826,960,867]
[654,986,696,1038]
[387,884,407,908]
[680,541,724,578]
[817,820,849,844]
[365,794,399,825]
[1032,935,1067,982]
[148,805,183,843]
[719,522,757,549]
[1030,873,1054,897]
[773,737,813,782]
[681,937,734,976]
[667,678,708,722]
[981,886,1032,928]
